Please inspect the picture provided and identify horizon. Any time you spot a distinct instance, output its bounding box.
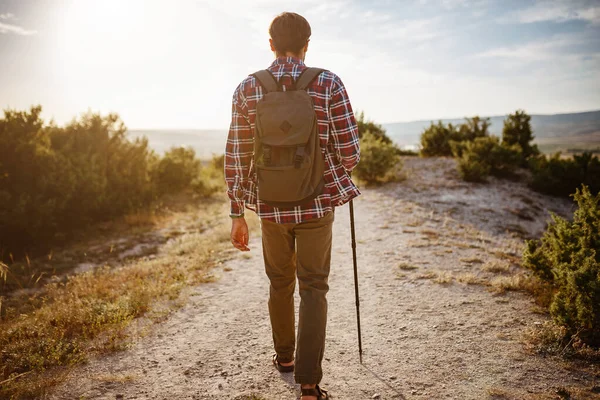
[126,108,600,131]
[1,0,599,129]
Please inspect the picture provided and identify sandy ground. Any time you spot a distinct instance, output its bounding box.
[49,157,599,400]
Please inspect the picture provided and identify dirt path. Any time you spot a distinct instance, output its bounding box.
[50,158,598,400]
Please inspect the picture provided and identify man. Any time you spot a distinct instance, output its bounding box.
[224,11,360,400]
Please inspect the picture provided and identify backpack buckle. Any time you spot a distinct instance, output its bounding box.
[294,146,305,168]
[263,145,272,166]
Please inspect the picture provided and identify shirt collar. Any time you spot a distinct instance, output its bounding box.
[270,56,305,67]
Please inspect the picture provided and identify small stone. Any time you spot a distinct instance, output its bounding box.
[221,371,228,377]
[372,394,381,399]
[389,376,397,380]
[218,383,224,390]
[116,395,124,400]
[184,369,191,375]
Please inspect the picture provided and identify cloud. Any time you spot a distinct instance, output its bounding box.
[475,34,580,61]
[503,0,600,24]
[0,22,37,35]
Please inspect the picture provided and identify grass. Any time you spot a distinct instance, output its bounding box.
[488,274,536,293]
[460,257,484,264]
[397,262,418,271]
[433,271,453,284]
[0,196,238,399]
[456,272,481,285]
[482,260,512,274]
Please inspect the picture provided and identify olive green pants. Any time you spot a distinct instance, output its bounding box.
[261,211,334,385]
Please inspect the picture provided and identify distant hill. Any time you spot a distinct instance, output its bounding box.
[128,129,227,159]
[382,110,600,152]
[129,110,600,157]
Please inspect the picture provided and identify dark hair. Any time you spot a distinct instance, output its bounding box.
[269,12,311,55]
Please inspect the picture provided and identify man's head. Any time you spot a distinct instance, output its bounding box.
[269,12,311,59]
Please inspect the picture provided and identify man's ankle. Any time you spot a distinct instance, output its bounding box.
[301,384,316,389]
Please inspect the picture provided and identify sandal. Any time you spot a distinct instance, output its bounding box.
[272,354,294,373]
[301,384,330,399]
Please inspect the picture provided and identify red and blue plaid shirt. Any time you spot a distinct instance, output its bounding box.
[225,56,360,224]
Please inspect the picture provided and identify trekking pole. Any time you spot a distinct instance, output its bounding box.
[349,199,363,364]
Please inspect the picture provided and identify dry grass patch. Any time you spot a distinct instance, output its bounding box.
[405,218,424,227]
[488,273,538,293]
[456,273,481,285]
[482,260,512,274]
[397,263,418,271]
[94,373,138,383]
[460,257,484,264]
[0,202,236,399]
[433,271,453,284]
[524,320,600,362]
[406,240,432,248]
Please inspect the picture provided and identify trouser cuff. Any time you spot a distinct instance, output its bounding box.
[294,374,323,385]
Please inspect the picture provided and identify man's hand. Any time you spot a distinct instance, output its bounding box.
[230,218,250,251]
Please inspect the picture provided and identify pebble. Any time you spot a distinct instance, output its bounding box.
[372,394,381,399]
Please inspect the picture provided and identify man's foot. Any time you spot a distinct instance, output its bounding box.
[301,384,329,399]
[272,354,294,373]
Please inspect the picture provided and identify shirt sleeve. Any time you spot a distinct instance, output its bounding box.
[224,81,253,217]
[329,75,360,172]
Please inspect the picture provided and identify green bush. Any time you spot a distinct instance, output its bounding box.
[420,121,459,157]
[154,147,200,193]
[458,116,490,142]
[455,136,521,182]
[192,154,226,197]
[502,109,539,163]
[355,111,393,144]
[529,152,600,197]
[523,186,600,347]
[354,131,402,184]
[0,106,217,257]
[420,117,490,157]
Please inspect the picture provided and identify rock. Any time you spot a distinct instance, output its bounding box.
[218,383,223,390]
[116,395,124,400]
[372,394,381,399]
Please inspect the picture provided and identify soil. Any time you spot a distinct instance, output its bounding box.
[49,157,599,400]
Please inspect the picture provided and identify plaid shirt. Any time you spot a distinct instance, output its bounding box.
[225,56,360,224]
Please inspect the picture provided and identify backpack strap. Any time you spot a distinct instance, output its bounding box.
[296,67,325,90]
[252,70,279,93]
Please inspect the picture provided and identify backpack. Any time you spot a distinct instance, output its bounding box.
[251,67,326,208]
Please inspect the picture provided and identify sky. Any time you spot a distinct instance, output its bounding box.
[0,0,599,129]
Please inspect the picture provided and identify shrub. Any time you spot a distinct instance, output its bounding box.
[420,121,460,157]
[529,152,600,197]
[355,111,393,144]
[354,131,402,184]
[420,117,489,157]
[455,136,521,182]
[458,116,490,142]
[192,154,226,197]
[523,186,600,347]
[0,106,214,258]
[502,109,539,162]
[153,146,200,193]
